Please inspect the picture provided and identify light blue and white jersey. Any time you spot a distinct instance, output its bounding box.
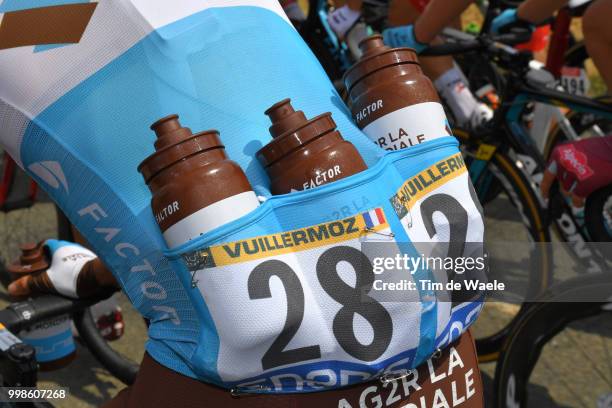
[0,0,485,392]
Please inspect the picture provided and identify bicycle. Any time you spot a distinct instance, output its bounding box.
[492,270,612,407]
[300,0,556,360]
[428,15,611,338]
[0,292,137,407]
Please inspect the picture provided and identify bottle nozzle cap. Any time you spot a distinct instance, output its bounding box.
[358,34,388,57]
[7,242,49,275]
[139,115,224,183]
[19,242,38,256]
[344,34,418,93]
[258,99,337,167]
[150,114,180,133]
[265,98,308,139]
[150,114,193,150]
[19,242,46,266]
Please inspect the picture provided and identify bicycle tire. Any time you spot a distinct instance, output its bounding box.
[493,273,612,407]
[585,184,612,243]
[73,307,138,385]
[471,148,552,362]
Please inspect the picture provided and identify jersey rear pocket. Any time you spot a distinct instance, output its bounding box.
[165,136,486,392]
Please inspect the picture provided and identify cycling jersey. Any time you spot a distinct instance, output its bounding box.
[546,135,612,199]
[0,0,485,394]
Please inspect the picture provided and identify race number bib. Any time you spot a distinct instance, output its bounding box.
[560,66,590,96]
[174,146,486,392]
[389,153,485,307]
[181,209,428,390]
[390,153,483,244]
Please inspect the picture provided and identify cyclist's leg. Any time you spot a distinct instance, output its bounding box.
[328,0,364,38]
[583,0,612,91]
[387,0,454,79]
[386,0,492,128]
[345,0,363,10]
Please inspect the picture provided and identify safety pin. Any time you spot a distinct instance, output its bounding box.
[363,227,395,238]
[399,196,413,228]
[230,384,272,397]
[185,251,209,288]
[379,369,415,385]
[190,269,199,288]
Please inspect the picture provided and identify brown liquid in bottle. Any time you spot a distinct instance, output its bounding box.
[8,243,76,371]
[138,115,259,248]
[344,35,451,152]
[257,99,367,195]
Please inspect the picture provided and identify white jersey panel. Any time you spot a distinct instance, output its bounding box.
[0,0,289,166]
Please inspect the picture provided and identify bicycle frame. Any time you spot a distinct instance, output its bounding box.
[301,0,353,81]
[497,71,611,273]
[545,7,572,78]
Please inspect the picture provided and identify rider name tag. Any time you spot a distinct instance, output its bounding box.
[182,209,428,389]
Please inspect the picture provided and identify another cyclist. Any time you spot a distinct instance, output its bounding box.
[7,239,118,299]
[329,0,494,130]
[541,135,612,215]
[327,0,364,39]
[490,0,612,92]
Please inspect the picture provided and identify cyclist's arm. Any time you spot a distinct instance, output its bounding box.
[71,257,120,298]
[517,0,569,24]
[413,0,473,44]
[8,249,120,299]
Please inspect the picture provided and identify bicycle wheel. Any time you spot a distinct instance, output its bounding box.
[493,273,612,408]
[468,147,552,362]
[585,184,612,243]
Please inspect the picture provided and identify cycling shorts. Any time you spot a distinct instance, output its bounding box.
[103,331,483,408]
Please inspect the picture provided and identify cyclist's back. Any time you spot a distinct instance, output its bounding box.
[0,1,485,406]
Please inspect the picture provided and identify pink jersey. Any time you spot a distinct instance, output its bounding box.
[548,135,612,198]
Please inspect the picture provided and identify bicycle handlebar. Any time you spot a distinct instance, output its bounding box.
[0,294,138,385]
[420,27,532,57]
[0,295,97,333]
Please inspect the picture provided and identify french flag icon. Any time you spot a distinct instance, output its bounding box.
[362,208,386,229]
